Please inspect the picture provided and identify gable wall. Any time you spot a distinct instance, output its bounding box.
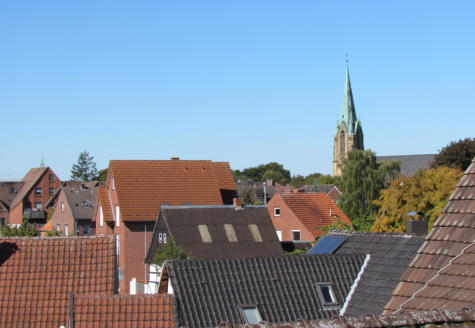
[50,190,75,235]
[267,195,313,242]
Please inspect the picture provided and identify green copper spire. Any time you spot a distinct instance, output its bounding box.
[338,63,358,135]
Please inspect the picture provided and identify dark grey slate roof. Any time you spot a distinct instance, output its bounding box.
[163,254,366,328]
[145,205,283,263]
[0,181,24,209]
[63,187,97,221]
[321,231,425,317]
[377,154,435,176]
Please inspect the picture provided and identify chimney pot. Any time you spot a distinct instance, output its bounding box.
[233,198,242,207]
[171,157,180,160]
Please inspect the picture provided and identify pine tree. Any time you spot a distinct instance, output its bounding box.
[71,151,98,181]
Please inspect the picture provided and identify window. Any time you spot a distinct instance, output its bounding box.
[248,224,262,242]
[56,224,60,232]
[224,224,238,242]
[241,306,262,325]
[9,188,16,194]
[49,188,54,195]
[99,206,104,227]
[115,205,120,226]
[111,178,115,190]
[115,234,120,255]
[198,225,212,243]
[276,230,282,241]
[61,202,64,213]
[65,224,69,235]
[49,174,54,182]
[184,202,192,206]
[292,230,301,241]
[159,232,168,244]
[35,202,42,209]
[35,188,42,195]
[316,283,338,306]
[273,207,280,217]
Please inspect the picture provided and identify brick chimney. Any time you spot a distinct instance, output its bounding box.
[233,198,242,208]
[170,157,180,160]
[406,220,428,235]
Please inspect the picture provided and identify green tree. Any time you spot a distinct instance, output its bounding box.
[304,173,322,185]
[290,175,306,188]
[316,175,342,188]
[71,151,98,181]
[97,168,108,181]
[0,218,38,237]
[151,237,188,266]
[372,166,462,232]
[233,162,291,185]
[338,150,400,231]
[242,189,256,205]
[432,138,475,171]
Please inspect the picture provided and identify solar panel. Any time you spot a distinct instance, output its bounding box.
[307,235,345,255]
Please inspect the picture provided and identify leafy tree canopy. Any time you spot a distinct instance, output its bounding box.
[338,150,400,231]
[97,168,108,182]
[233,162,291,185]
[372,166,462,233]
[432,138,475,171]
[1,218,38,237]
[151,237,188,266]
[316,174,342,188]
[71,151,98,181]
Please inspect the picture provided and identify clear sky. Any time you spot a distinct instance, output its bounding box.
[1,1,474,180]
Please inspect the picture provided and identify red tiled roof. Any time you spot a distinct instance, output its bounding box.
[0,236,116,327]
[39,219,53,232]
[10,167,48,207]
[74,294,174,328]
[384,158,475,313]
[280,193,351,236]
[96,187,114,222]
[212,162,237,190]
[110,160,234,221]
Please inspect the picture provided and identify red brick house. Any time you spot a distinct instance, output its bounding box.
[48,186,97,236]
[91,158,237,293]
[9,167,61,226]
[267,192,350,242]
[0,181,25,225]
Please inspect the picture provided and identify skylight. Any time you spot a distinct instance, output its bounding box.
[241,306,262,324]
[317,283,338,306]
[248,224,262,242]
[224,224,238,242]
[198,225,212,243]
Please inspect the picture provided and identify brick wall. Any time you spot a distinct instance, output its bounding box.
[50,190,75,235]
[267,195,313,242]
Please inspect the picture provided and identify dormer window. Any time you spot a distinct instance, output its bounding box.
[240,306,262,325]
[317,283,338,306]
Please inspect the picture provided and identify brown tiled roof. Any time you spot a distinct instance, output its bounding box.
[212,162,237,191]
[384,158,475,313]
[39,219,53,232]
[0,181,24,209]
[10,167,48,207]
[74,294,174,328]
[0,236,116,327]
[110,160,232,221]
[279,193,351,236]
[222,308,475,327]
[96,187,113,221]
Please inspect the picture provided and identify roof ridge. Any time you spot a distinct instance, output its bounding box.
[328,230,423,238]
[0,235,114,240]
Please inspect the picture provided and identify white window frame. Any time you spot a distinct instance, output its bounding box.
[99,206,104,227]
[116,234,120,255]
[276,230,282,241]
[111,178,115,190]
[240,306,263,325]
[316,282,338,306]
[65,224,69,235]
[56,224,60,232]
[291,230,301,242]
[273,207,280,217]
[61,202,64,213]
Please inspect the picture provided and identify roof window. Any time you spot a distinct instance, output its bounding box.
[273,207,280,217]
[241,306,262,325]
[198,225,212,243]
[224,224,238,242]
[248,224,262,242]
[317,283,338,306]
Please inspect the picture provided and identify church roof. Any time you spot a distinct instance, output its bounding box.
[337,63,361,136]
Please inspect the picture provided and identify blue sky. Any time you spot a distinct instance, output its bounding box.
[1,1,474,180]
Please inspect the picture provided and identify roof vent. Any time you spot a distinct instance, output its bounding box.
[170,157,180,160]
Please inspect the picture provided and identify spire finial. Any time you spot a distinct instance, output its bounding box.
[40,153,45,167]
[345,53,349,65]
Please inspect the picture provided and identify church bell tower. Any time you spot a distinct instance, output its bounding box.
[333,62,364,176]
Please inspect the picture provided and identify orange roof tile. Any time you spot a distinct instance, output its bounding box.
[96,187,113,222]
[10,167,48,207]
[39,219,53,232]
[279,193,351,236]
[74,294,175,328]
[212,162,237,190]
[0,236,116,327]
[110,160,235,221]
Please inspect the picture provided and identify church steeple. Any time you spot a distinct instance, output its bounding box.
[339,63,358,135]
[333,60,364,176]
